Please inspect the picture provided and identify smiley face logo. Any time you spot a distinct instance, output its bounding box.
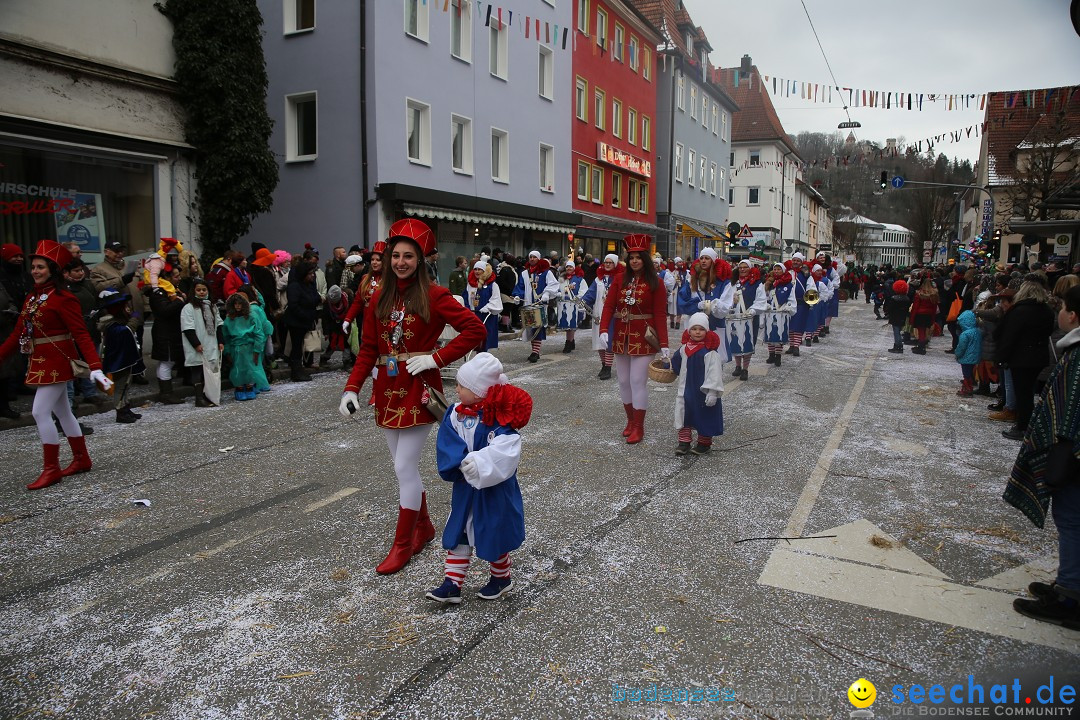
[848,678,876,709]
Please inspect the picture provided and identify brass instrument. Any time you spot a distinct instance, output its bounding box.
[804,287,821,306]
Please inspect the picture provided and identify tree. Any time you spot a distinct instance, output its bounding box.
[157,0,279,262]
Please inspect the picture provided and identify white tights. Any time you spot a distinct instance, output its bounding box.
[383,424,433,510]
[614,354,651,410]
[33,383,81,445]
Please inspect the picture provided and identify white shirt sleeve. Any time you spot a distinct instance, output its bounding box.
[464,431,521,490]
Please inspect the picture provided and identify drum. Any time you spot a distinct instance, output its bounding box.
[522,306,543,329]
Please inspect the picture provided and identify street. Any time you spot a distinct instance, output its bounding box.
[1,302,1077,720]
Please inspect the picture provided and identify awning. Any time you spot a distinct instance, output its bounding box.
[404,202,576,234]
[1007,218,1080,238]
[575,211,672,238]
[676,220,709,238]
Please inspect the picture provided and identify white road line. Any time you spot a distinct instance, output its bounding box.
[303,487,361,514]
[784,355,875,537]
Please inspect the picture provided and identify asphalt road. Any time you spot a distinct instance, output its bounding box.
[1,302,1077,720]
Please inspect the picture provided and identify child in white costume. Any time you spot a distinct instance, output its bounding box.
[670,312,725,455]
[426,353,533,604]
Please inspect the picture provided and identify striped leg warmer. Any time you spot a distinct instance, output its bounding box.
[444,544,471,588]
[489,553,511,579]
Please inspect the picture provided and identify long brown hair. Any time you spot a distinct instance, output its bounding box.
[689,258,716,293]
[916,276,939,302]
[375,238,432,322]
[622,251,658,290]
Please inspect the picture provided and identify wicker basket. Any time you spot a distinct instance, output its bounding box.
[647,358,677,384]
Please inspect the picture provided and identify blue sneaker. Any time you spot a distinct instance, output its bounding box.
[477,575,513,600]
[234,389,245,402]
[425,578,462,605]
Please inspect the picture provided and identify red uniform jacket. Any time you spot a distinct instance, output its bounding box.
[344,273,381,324]
[345,283,485,429]
[0,283,103,386]
[600,275,669,356]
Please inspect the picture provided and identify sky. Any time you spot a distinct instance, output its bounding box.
[687,0,1080,165]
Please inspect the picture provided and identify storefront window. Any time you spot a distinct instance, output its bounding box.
[0,142,156,264]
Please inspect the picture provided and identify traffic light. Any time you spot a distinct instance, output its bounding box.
[992,228,1002,243]
[880,171,888,189]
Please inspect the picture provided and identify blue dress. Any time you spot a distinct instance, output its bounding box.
[670,338,724,437]
[762,283,795,344]
[460,281,500,351]
[556,276,587,329]
[789,272,813,335]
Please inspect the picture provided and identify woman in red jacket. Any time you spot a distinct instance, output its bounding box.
[338,220,485,575]
[600,234,670,444]
[0,240,112,490]
[909,275,939,355]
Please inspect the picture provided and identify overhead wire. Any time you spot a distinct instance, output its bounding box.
[798,0,854,123]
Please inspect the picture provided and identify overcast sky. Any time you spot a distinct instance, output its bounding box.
[688,0,1080,165]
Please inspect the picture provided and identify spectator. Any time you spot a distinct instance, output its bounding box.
[447,256,468,296]
[996,279,1055,441]
[283,261,320,382]
[149,267,187,405]
[326,246,347,289]
[179,277,223,408]
[426,248,441,285]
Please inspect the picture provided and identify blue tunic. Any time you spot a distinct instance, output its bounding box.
[677,279,730,334]
[671,346,724,437]
[762,283,793,343]
[100,319,145,375]
[727,280,762,356]
[460,282,500,351]
[436,408,525,562]
[512,268,557,341]
[790,272,813,335]
[556,276,587,329]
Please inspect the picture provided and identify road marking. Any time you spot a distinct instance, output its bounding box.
[303,487,360,514]
[784,355,875,537]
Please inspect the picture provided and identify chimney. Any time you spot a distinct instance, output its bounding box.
[740,54,752,76]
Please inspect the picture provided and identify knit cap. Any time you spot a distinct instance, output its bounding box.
[456,352,508,398]
[687,312,710,331]
[1,243,23,262]
[327,285,343,303]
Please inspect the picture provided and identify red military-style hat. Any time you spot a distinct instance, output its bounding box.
[371,239,387,255]
[387,219,435,257]
[623,234,651,253]
[31,239,73,270]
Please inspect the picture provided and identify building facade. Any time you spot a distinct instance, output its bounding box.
[0,1,197,267]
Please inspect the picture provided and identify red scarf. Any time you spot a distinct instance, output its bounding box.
[455,402,484,420]
[680,329,721,355]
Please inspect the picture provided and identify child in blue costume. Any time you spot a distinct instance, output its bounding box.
[427,352,532,604]
[97,289,146,423]
[670,312,725,455]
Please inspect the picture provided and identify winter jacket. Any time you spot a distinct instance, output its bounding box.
[885,292,912,327]
[149,289,186,363]
[975,305,1001,363]
[995,298,1055,370]
[909,294,938,328]
[953,311,982,365]
[284,262,322,330]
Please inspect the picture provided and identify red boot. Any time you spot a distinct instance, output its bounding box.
[622,403,634,437]
[27,444,63,491]
[626,409,646,444]
[376,506,419,575]
[61,435,92,477]
[956,379,973,397]
[412,492,436,554]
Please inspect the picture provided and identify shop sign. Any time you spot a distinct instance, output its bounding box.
[0,181,80,216]
[54,192,105,253]
[597,142,652,178]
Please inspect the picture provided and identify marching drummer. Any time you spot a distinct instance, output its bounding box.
[556,260,587,354]
[511,251,559,363]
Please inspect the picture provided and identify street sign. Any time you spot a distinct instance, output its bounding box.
[1055,232,1073,255]
[922,241,932,250]
[922,251,931,262]
[737,224,753,239]
[740,238,750,247]
[727,221,741,238]
[890,176,905,189]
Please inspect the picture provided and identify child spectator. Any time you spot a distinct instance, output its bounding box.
[426,352,532,605]
[952,310,982,396]
[321,284,352,369]
[669,312,724,455]
[885,280,912,354]
[97,289,145,423]
[222,293,269,401]
[180,278,224,407]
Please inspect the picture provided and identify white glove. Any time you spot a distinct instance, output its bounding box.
[405,354,438,375]
[89,369,113,391]
[710,302,729,319]
[599,332,609,346]
[341,320,350,334]
[705,392,718,407]
[697,300,708,310]
[461,456,481,487]
[660,347,671,361]
[338,391,359,416]
[512,296,523,305]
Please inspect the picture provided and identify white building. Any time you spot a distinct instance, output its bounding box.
[835,209,914,267]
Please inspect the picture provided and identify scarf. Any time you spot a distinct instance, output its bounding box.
[198,300,216,337]
[232,266,250,286]
[455,402,484,420]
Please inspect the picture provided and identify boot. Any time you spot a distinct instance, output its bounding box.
[376,506,420,575]
[773,352,781,367]
[60,435,92,477]
[739,367,749,381]
[887,344,903,354]
[790,346,800,357]
[784,345,796,355]
[194,383,211,407]
[561,340,573,353]
[123,404,142,419]
[973,381,992,396]
[622,403,634,437]
[319,350,333,367]
[115,408,137,424]
[158,378,183,405]
[412,493,436,554]
[290,367,312,382]
[598,365,612,380]
[0,398,18,419]
[626,409,646,445]
[912,343,927,355]
[957,379,973,397]
[732,366,742,377]
[28,444,63,491]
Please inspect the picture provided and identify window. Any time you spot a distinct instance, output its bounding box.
[700,49,708,70]
[612,99,622,138]
[711,104,718,135]
[594,88,605,130]
[749,149,761,167]
[638,181,648,214]
[405,98,430,165]
[629,37,639,72]
[596,8,608,47]
[577,160,590,200]
[286,92,317,161]
[701,96,708,127]
[539,143,554,192]
[699,155,706,191]
[285,0,315,33]
[627,108,636,145]
[728,186,734,205]
[450,0,471,62]
[690,86,697,119]
[591,165,603,203]
[538,45,553,99]
[685,31,693,55]
[405,0,428,41]
[611,172,622,208]
[748,187,760,205]
[721,111,728,141]
[729,151,735,167]
[627,179,638,212]
[451,114,472,174]
[614,24,624,62]
[575,77,588,122]
[677,74,685,110]
[674,143,684,182]
[641,116,650,151]
[687,149,696,188]
[643,48,651,81]
[489,23,508,78]
[490,128,509,183]
[577,0,589,33]
[709,162,717,195]
[720,167,725,200]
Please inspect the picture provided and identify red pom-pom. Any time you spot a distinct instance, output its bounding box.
[704,331,721,350]
[484,383,533,430]
[714,259,733,282]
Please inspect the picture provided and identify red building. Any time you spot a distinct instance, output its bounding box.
[572,0,663,257]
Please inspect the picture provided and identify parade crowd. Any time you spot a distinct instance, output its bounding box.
[1,227,1077,628]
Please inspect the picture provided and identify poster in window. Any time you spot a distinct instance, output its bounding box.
[54,192,105,253]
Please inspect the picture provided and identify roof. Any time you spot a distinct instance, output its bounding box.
[628,1,708,60]
[713,62,801,159]
[983,87,1080,186]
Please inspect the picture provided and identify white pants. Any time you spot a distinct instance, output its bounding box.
[33,383,81,445]
[614,354,651,410]
[383,424,433,510]
[156,359,175,381]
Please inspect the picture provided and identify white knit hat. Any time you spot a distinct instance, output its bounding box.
[674,256,683,264]
[565,259,576,268]
[473,259,488,271]
[699,247,718,261]
[687,312,710,330]
[529,250,541,259]
[812,264,823,273]
[456,352,508,398]
[792,252,806,260]
[604,253,619,264]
